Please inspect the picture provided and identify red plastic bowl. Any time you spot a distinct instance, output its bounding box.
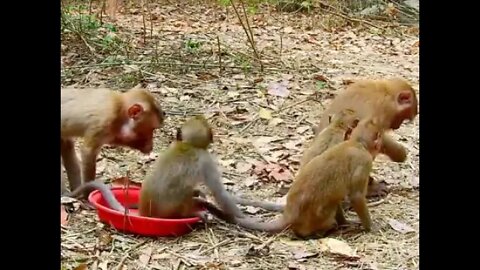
[88,186,202,237]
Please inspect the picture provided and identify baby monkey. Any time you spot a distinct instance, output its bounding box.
[233,117,383,238]
[233,109,360,212]
[69,116,244,222]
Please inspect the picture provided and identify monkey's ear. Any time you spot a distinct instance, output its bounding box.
[127,104,144,119]
[175,128,182,141]
[397,91,412,105]
[352,119,360,127]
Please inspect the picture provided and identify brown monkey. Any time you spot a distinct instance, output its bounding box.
[233,118,383,238]
[300,108,359,167]
[314,78,418,197]
[68,116,244,222]
[233,109,360,212]
[61,87,165,194]
[313,78,418,162]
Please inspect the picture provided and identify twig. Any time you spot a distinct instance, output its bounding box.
[230,0,263,70]
[113,240,148,270]
[239,114,259,134]
[276,98,313,114]
[140,0,147,44]
[166,251,196,266]
[64,60,317,73]
[198,239,232,255]
[239,0,263,71]
[318,1,383,31]
[217,36,222,75]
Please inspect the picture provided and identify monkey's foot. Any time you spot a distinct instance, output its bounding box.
[367,178,389,198]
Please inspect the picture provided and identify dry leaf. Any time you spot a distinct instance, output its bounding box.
[252,136,283,146]
[141,152,158,162]
[259,108,273,120]
[236,162,252,173]
[218,159,236,167]
[342,79,355,85]
[410,176,419,188]
[244,176,257,187]
[284,26,294,33]
[180,95,191,101]
[267,80,290,97]
[388,218,415,234]
[318,238,359,258]
[98,260,109,270]
[111,176,142,188]
[284,140,302,150]
[139,247,153,266]
[73,264,88,270]
[61,205,68,225]
[268,167,293,182]
[293,250,318,261]
[227,91,240,98]
[313,74,328,82]
[296,126,310,134]
[269,118,284,126]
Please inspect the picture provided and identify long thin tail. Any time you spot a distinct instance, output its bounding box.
[66,181,125,212]
[235,215,288,233]
[233,195,285,212]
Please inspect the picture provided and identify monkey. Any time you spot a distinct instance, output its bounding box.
[232,117,384,238]
[232,109,360,212]
[61,87,165,194]
[313,78,418,197]
[68,115,245,222]
[313,78,418,162]
[300,108,359,167]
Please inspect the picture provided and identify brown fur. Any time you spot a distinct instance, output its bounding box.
[61,87,165,194]
[69,116,244,223]
[234,118,383,238]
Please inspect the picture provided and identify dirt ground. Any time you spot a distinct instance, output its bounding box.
[61,2,419,269]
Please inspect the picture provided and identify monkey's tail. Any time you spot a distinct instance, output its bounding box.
[233,195,285,212]
[67,181,126,212]
[235,215,288,233]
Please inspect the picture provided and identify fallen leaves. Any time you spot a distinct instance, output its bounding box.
[388,218,415,234]
[258,108,273,120]
[267,80,290,97]
[318,238,359,259]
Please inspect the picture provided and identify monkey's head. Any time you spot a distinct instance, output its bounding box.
[117,89,166,154]
[383,78,419,130]
[350,118,384,156]
[176,115,213,149]
[330,109,360,129]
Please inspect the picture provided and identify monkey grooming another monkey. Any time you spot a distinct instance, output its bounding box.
[233,109,360,212]
[233,118,383,238]
[61,87,165,194]
[314,78,418,162]
[69,115,245,223]
[313,78,418,197]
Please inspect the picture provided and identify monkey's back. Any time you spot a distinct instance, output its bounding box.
[300,126,345,167]
[61,88,122,138]
[285,142,372,234]
[316,80,402,133]
[138,143,202,218]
